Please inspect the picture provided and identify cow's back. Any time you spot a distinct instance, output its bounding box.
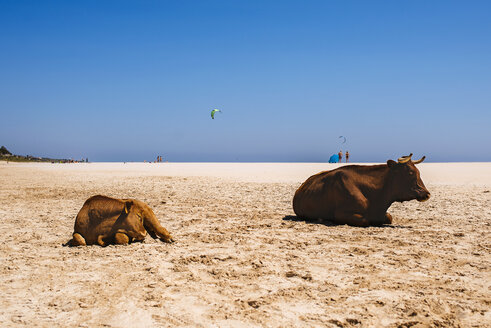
[74,195,125,243]
[293,170,341,219]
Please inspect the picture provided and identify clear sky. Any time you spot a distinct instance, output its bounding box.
[1,1,490,162]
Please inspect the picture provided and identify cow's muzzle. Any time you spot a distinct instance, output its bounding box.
[417,192,430,202]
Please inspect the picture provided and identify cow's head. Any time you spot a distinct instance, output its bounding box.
[386,153,430,203]
[120,200,148,241]
[127,199,171,242]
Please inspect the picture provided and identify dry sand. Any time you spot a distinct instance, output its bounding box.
[0,162,490,327]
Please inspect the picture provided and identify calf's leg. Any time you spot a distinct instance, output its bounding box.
[114,232,130,245]
[97,234,109,247]
[68,233,86,246]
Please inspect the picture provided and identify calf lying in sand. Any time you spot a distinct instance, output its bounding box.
[66,195,174,246]
[293,153,430,227]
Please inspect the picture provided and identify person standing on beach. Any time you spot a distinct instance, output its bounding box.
[338,150,343,163]
[346,151,349,163]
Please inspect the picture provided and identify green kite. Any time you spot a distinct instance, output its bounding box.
[211,109,222,119]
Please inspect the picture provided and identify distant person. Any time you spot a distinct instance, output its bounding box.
[346,151,349,163]
[338,150,343,163]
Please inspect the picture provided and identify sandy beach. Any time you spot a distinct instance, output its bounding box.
[0,162,489,327]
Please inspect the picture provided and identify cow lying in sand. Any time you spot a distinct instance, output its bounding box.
[66,195,174,246]
[293,154,430,227]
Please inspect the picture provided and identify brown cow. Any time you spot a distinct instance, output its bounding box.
[66,195,174,246]
[293,154,430,227]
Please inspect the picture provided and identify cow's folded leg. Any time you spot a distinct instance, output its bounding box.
[370,213,393,226]
[114,232,130,245]
[334,212,370,227]
[383,213,393,224]
[69,233,86,246]
[97,234,109,247]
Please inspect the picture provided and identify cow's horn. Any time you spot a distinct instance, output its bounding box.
[413,156,426,164]
[398,153,413,163]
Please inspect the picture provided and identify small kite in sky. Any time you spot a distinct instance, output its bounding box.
[211,109,222,119]
[339,136,346,144]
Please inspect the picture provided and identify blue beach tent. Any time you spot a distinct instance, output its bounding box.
[329,154,339,163]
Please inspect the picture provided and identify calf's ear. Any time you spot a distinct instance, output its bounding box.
[124,200,133,214]
[387,160,397,168]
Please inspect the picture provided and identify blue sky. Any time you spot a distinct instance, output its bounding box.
[1,1,490,162]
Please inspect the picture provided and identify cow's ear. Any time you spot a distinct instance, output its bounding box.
[124,200,133,214]
[387,160,397,168]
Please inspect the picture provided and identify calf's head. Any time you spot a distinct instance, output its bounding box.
[387,153,430,203]
[120,200,147,241]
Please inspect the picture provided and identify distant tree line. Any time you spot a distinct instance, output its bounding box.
[0,146,12,155]
[0,145,75,163]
